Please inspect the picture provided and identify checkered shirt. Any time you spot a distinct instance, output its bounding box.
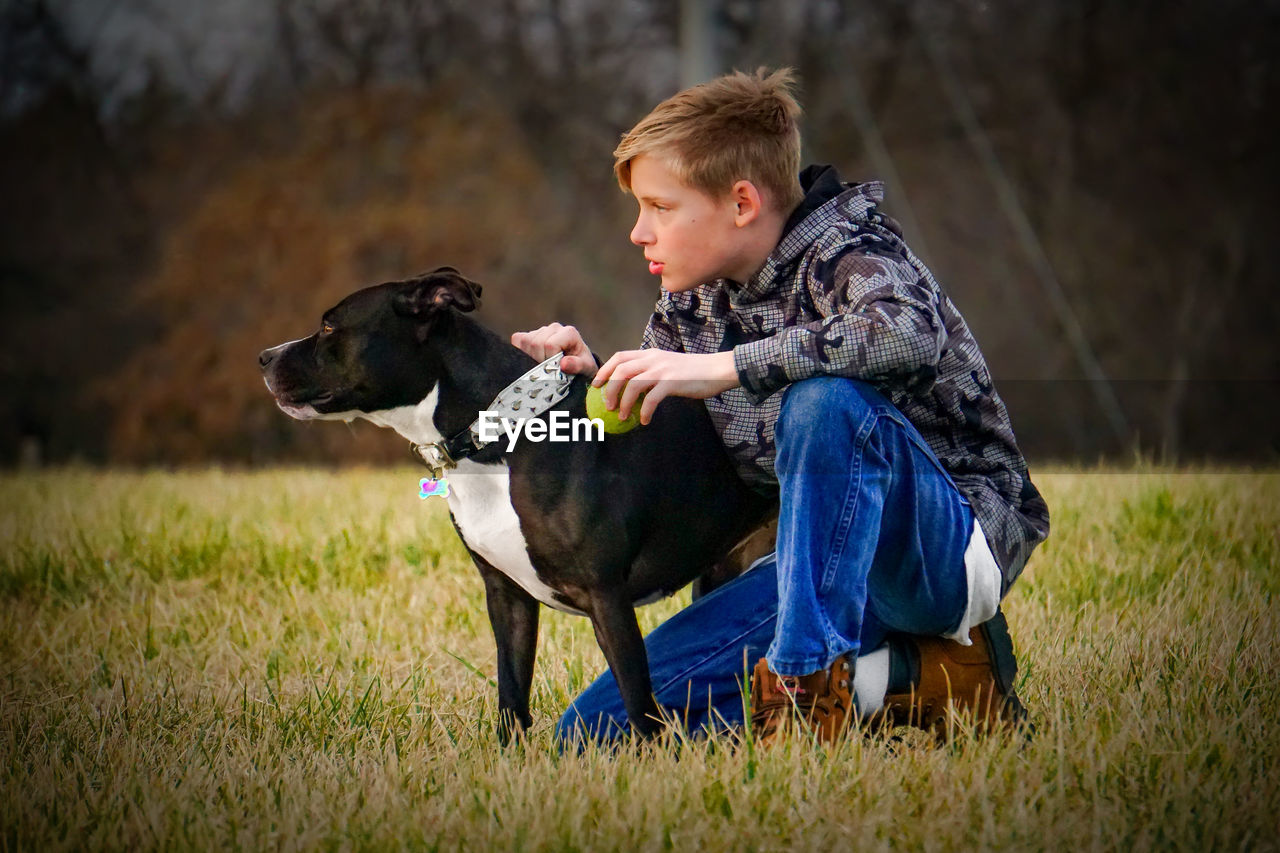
[640,178,1050,588]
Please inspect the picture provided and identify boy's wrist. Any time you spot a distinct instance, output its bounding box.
[712,350,740,386]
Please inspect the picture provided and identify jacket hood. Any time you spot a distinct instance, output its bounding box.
[781,164,849,236]
[730,164,885,305]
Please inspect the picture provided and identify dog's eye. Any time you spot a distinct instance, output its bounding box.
[321,322,334,335]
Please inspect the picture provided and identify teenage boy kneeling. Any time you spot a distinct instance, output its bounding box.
[512,68,1050,746]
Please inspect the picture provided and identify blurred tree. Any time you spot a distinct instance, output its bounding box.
[1,0,1275,465]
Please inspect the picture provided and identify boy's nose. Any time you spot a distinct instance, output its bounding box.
[630,215,653,246]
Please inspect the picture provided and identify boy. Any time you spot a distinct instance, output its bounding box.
[512,68,1049,745]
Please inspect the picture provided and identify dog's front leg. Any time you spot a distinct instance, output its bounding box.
[587,588,662,738]
[474,558,540,745]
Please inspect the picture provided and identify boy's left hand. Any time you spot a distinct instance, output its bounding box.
[592,350,740,425]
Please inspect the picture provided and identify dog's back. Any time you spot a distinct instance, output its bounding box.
[500,381,775,609]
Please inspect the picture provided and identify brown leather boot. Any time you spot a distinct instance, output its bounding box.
[869,609,1028,741]
[749,654,855,746]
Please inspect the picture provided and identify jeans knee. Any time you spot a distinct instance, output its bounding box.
[778,377,882,439]
[554,703,626,750]
[553,708,577,744]
[554,707,599,752]
[553,710,584,750]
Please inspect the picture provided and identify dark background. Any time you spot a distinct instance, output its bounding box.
[2,0,1277,468]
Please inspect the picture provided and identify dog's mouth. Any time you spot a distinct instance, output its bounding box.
[305,391,335,406]
[269,385,342,420]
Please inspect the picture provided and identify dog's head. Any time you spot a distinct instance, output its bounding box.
[259,266,482,421]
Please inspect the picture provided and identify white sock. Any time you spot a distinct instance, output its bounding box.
[853,646,890,716]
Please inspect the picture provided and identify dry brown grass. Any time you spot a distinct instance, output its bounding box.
[2,467,1277,850]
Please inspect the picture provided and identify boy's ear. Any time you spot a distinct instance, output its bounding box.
[730,180,764,227]
[393,266,483,318]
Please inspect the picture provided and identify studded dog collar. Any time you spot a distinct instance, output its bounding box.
[411,353,576,479]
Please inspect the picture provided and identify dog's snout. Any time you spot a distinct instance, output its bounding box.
[259,348,276,369]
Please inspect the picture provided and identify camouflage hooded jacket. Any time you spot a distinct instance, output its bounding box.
[640,165,1050,589]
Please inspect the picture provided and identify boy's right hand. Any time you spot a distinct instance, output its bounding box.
[510,323,597,378]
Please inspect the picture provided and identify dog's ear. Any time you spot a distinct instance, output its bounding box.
[393,266,483,318]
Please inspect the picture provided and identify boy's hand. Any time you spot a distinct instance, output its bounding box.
[592,350,740,425]
[510,323,597,378]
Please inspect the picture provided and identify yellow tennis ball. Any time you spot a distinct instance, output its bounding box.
[585,383,644,434]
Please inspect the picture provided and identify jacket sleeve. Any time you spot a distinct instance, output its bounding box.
[732,248,945,403]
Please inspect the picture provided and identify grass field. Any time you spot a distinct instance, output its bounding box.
[1,467,1277,850]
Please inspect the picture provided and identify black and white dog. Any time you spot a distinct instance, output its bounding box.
[260,267,775,739]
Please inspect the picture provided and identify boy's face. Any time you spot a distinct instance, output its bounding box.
[627,154,753,293]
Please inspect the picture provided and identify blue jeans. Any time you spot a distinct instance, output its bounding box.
[556,377,974,745]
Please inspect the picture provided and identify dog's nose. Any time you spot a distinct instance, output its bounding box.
[258,348,275,369]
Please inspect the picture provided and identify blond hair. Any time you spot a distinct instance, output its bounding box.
[613,68,803,213]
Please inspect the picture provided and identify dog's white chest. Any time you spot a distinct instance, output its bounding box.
[444,460,584,615]
[355,391,579,615]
